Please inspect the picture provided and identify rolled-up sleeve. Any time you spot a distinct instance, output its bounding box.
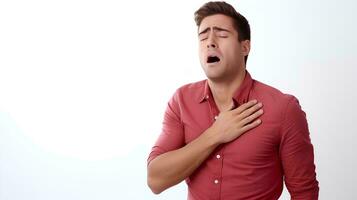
[147,89,185,165]
[279,96,319,199]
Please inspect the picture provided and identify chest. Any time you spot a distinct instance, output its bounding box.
[181,101,282,161]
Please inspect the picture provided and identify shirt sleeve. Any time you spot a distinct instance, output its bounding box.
[147,89,185,165]
[279,96,319,200]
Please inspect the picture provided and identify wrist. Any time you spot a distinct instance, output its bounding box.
[204,126,222,147]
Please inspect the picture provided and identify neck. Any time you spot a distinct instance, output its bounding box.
[208,69,246,111]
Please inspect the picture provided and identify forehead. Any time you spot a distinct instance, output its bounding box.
[198,14,235,32]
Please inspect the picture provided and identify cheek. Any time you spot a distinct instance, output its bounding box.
[198,54,205,65]
[222,43,241,60]
[198,44,205,53]
[198,49,206,63]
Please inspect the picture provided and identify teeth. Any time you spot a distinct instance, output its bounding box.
[207,56,220,63]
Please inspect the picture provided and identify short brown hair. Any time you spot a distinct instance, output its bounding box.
[194,1,251,64]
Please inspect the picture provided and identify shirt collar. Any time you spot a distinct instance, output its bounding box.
[197,70,254,106]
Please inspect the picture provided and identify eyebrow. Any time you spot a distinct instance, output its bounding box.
[198,26,231,35]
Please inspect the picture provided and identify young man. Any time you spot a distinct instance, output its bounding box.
[147,2,319,200]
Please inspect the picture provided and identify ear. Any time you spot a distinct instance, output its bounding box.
[241,40,251,56]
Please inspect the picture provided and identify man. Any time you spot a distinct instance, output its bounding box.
[147,1,319,200]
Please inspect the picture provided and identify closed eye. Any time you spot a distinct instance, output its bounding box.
[217,32,229,38]
[199,33,208,41]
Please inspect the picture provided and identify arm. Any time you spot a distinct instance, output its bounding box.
[147,126,220,194]
[280,96,319,200]
[147,95,264,194]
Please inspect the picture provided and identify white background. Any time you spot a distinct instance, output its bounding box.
[1,0,356,199]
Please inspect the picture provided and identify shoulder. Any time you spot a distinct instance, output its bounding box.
[253,79,298,104]
[172,79,206,101]
[252,80,304,122]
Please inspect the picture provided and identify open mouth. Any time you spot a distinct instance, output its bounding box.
[207,56,220,64]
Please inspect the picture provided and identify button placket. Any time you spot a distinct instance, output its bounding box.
[212,150,223,186]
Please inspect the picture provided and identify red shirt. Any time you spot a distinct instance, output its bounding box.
[148,70,319,200]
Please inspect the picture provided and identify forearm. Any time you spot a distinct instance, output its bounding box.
[147,127,220,194]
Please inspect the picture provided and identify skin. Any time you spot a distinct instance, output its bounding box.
[147,14,263,194]
[198,14,251,111]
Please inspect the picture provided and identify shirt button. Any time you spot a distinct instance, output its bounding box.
[214,115,218,120]
[216,154,221,159]
[206,95,209,99]
[214,179,219,184]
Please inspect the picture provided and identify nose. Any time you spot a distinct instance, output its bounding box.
[207,43,217,48]
[206,34,218,49]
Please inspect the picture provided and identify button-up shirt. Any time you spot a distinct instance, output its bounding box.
[148,70,319,200]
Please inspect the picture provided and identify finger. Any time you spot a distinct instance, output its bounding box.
[239,102,263,120]
[238,108,264,126]
[240,119,262,133]
[232,99,258,114]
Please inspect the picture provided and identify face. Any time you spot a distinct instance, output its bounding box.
[198,14,250,82]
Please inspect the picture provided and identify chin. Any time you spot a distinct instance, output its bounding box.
[205,72,226,81]
[203,66,223,78]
